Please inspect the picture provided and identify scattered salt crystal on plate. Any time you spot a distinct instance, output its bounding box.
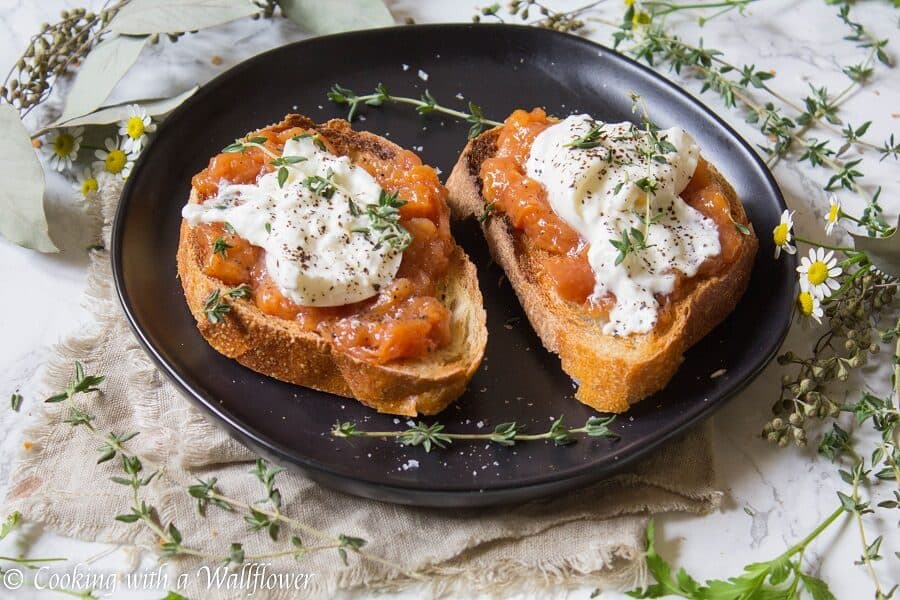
[401,459,420,471]
[476,420,484,429]
[402,63,409,71]
[418,69,429,81]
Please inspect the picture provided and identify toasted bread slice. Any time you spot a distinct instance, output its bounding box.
[178,117,487,416]
[446,126,757,413]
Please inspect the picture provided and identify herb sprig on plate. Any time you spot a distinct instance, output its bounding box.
[328,83,503,139]
[332,415,618,451]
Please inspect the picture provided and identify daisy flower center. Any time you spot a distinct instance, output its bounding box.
[773,223,789,246]
[105,149,127,174]
[81,177,99,196]
[126,116,146,140]
[807,261,829,285]
[797,291,814,316]
[827,204,839,224]
[52,133,74,158]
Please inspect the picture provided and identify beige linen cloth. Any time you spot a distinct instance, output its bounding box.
[4,178,721,598]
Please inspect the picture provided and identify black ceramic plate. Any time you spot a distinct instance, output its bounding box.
[113,24,794,507]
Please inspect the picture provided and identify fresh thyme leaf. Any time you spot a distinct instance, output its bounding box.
[0,512,21,540]
[337,533,367,566]
[203,289,231,324]
[397,422,452,452]
[305,173,337,199]
[564,122,604,149]
[10,391,22,412]
[332,421,360,438]
[226,543,245,566]
[264,222,272,234]
[583,416,619,439]
[489,422,523,446]
[610,227,653,266]
[223,222,236,235]
[212,236,232,259]
[478,201,497,223]
[417,89,437,115]
[277,166,288,188]
[221,140,245,153]
[270,155,306,166]
[355,189,412,251]
[227,283,251,299]
[727,213,751,235]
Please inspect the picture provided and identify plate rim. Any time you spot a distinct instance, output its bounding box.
[111,22,796,505]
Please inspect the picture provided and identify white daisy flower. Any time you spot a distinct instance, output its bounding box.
[772,209,796,258]
[72,166,99,199]
[796,280,823,325]
[797,247,842,299]
[93,136,135,180]
[42,127,83,172]
[824,195,841,236]
[118,104,156,154]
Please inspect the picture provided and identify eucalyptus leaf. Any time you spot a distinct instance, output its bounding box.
[45,87,199,131]
[110,0,259,35]
[0,105,56,252]
[57,35,149,125]
[278,0,394,34]
[850,216,900,277]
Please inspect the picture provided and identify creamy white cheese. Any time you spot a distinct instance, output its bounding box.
[524,114,721,336]
[182,136,402,307]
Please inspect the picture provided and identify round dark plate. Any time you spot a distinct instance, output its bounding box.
[112,24,795,507]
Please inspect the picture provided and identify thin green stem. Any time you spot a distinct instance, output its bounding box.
[778,506,845,560]
[0,555,67,563]
[793,236,857,253]
[850,468,885,597]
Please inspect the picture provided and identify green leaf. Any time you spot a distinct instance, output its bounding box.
[279,0,394,34]
[45,87,198,130]
[850,216,900,277]
[800,573,836,600]
[0,105,55,252]
[0,512,21,540]
[57,35,150,124]
[110,0,259,35]
[162,592,189,600]
[115,513,142,523]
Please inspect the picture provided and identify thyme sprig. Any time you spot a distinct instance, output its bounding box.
[353,189,412,250]
[328,83,502,139]
[202,284,253,324]
[332,415,618,451]
[42,362,424,579]
[564,121,605,149]
[610,227,654,266]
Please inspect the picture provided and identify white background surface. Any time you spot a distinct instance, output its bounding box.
[0,0,898,598]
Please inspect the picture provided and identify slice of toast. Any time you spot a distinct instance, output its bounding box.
[446,126,758,413]
[177,116,487,416]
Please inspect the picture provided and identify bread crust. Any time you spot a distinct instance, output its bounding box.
[177,117,487,416]
[446,126,758,413]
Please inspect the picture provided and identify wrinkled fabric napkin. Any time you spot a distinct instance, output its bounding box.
[3,179,721,598]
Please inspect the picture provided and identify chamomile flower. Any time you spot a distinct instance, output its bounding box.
[72,167,100,199]
[93,136,135,179]
[117,104,156,153]
[797,247,842,299]
[796,281,823,324]
[772,209,796,258]
[42,127,83,172]
[824,195,841,236]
